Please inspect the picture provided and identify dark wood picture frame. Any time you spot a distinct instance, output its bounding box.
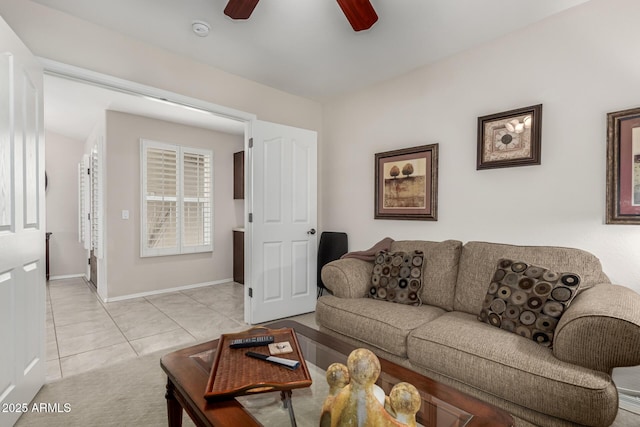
[374,144,438,221]
[477,104,542,170]
[606,106,640,224]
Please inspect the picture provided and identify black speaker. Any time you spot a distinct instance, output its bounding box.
[317,232,348,297]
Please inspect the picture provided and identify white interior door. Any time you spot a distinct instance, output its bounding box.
[0,16,46,427]
[248,120,317,324]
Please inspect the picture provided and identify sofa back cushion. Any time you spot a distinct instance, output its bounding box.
[454,241,610,315]
[390,240,462,311]
[369,250,424,305]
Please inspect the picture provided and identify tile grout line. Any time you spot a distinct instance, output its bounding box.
[88,279,143,358]
[178,288,239,321]
[46,282,63,382]
[143,296,200,343]
[53,278,139,376]
[46,279,249,379]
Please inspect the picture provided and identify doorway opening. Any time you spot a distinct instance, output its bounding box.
[42,59,254,315]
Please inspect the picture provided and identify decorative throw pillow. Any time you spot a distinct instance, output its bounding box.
[478,259,581,348]
[368,250,424,306]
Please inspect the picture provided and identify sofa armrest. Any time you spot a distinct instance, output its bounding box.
[321,258,373,298]
[553,284,640,373]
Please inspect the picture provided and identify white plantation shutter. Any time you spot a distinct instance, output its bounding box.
[78,162,85,242]
[90,148,99,252]
[90,141,104,259]
[81,154,91,250]
[182,149,212,252]
[141,140,213,257]
[143,143,178,255]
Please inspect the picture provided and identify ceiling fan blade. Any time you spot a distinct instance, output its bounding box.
[336,0,378,31]
[224,0,260,20]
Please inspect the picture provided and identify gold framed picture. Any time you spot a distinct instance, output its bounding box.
[374,144,438,221]
[477,104,542,170]
[606,106,640,224]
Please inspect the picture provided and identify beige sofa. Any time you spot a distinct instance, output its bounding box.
[315,240,640,427]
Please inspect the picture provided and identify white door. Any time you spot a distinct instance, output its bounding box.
[0,16,46,427]
[248,120,318,324]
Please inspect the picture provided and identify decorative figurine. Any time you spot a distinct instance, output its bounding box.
[320,348,421,427]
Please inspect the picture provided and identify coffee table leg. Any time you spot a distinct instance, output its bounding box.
[165,378,183,427]
[280,390,297,427]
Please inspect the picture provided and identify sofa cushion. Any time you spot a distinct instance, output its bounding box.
[478,259,581,347]
[407,311,618,426]
[389,240,462,311]
[454,241,610,315]
[316,294,445,358]
[369,250,424,305]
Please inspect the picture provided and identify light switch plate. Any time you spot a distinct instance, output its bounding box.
[122,210,129,220]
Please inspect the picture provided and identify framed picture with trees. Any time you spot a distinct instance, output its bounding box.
[374,144,438,221]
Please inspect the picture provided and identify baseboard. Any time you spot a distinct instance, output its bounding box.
[48,273,86,281]
[619,389,640,415]
[101,278,235,303]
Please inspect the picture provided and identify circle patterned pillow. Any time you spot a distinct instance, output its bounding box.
[368,250,424,306]
[478,259,581,347]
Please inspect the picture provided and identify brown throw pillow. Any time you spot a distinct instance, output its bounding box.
[478,259,581,347]
[369,250,424,306]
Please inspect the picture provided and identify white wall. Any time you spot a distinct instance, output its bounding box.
[44,131,87,278]
[322,0,640,292]
[0,0,321,132]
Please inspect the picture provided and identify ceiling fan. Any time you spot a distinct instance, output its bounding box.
[223,0,378,32]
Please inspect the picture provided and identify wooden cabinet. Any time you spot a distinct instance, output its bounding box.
[233,230,244,284]
[234,151,244,199]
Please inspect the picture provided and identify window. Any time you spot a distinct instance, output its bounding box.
[141,139,213,257]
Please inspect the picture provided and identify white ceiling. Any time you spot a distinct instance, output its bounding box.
[44,74,245,141]
[35,0,590,141]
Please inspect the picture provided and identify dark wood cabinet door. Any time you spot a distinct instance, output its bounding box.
[233,230,244,284]
[233,151,244,199]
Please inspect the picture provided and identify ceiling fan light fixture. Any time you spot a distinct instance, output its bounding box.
[192,21,211,37]
[224,0,260,20]
[336,0,378,31]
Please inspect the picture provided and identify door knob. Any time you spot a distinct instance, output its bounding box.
[307,228,316,235]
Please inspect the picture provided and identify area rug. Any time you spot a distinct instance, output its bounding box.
[14,342,637,427]
[16,346,197,427]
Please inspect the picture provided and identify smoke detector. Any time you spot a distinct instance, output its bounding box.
[192,21,211,37]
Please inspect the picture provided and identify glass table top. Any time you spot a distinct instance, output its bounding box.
[189,329,473,427]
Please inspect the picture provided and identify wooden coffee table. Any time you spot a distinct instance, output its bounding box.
[160,320,514,427]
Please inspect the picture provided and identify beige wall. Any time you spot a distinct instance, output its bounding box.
[44,131,87,278]
[322,0,640,291]
[105,111,243,298]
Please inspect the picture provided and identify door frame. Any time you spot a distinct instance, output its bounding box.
[40,59,257,320]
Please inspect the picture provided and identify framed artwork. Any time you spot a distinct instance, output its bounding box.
[477,104,542,170]
[374,144,438,221]
[606,106,640,224]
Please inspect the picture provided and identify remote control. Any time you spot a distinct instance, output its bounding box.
[229,335,275,348]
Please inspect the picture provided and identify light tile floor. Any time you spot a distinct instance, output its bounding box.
[46,277,317,381]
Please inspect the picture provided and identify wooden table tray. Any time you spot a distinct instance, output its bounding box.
[204,326,312,401]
